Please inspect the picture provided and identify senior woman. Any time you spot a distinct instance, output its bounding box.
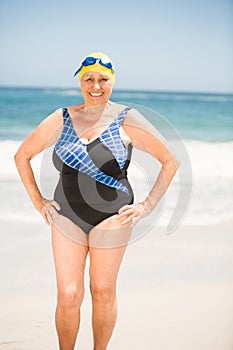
[14,52,178,350]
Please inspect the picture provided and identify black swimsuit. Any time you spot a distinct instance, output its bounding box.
[52,107,134,234]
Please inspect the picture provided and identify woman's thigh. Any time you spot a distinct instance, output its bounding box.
[89,244,127,293]
[88,214,133,249]
[51,225,89,299]
[89,216,132,291]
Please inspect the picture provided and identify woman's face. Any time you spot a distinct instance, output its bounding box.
[80,72,113,106]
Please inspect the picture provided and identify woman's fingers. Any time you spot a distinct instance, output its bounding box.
[42,208,51,225]
[117,207,133,219]
[118,204,132,214]
[46,209,54,225]
[117,203,145,225]
[120,213,137,225]
[40,198,61,225]
[51,200,61,211]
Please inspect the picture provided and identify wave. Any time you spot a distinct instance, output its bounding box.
[113,91,233,103]
[163,94,233,103]
[114,92,151,100]
[2,139,232,179]
[1,140,233,226]
[43,88,82,96]
[41,88,233,103]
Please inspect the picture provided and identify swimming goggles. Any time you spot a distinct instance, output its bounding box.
[73,57,114,77]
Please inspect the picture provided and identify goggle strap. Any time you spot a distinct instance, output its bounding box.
[73,57,114,77]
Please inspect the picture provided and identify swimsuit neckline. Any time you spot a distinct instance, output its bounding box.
[65,107,127,146]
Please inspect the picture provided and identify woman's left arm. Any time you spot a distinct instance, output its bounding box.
[117,108,179,225]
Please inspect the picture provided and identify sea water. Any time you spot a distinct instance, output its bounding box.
[0,87,233,227]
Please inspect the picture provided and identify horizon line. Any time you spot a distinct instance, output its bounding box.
[0,84,233,96]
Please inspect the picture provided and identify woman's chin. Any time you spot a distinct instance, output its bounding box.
[86,95,108,105]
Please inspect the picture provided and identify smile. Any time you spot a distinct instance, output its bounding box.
[89,92,104,97]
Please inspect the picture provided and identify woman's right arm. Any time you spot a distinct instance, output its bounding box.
[14,108,63,225]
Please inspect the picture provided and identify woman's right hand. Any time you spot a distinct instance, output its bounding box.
[36,198,61,225]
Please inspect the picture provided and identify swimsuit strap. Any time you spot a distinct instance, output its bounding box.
[116,107,131,126]
[60,106,131,142]
[62,107,70,120]
[99,107,131,170]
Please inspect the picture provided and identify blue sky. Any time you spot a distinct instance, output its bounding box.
[1,0,232,93]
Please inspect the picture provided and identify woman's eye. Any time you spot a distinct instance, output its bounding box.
[101,78,108,81]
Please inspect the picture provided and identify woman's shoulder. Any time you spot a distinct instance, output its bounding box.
[39,107,63,125]
[66,103,84,116]
[109,101,130,114]
[110,102,140,117]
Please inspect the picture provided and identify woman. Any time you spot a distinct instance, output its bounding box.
[14,52,178,350]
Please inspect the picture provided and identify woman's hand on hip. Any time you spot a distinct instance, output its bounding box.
[37,198,61,225]
[117,200,152,227]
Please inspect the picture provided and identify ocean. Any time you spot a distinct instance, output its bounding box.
[0,87,233,229]
[0,87,233,141]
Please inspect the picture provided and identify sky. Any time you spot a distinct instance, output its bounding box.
[0,0,233,93]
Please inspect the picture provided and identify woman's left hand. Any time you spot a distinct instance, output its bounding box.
[117,201,152,227]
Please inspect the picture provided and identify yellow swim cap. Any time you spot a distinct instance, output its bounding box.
[74,52,115,85]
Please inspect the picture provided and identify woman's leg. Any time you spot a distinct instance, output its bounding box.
[89,216,132,350]
[51,224,89,350]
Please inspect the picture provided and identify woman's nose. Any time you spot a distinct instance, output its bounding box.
[93,81,101,89]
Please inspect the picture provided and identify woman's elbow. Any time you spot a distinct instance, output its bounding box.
[14,145,29,167]
[163,155,180,176]
[14,148,21,167]
[173,156,180,172]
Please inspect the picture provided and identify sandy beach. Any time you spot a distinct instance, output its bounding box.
[1,216,233,350]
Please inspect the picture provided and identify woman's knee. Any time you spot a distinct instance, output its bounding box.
[90,281,116,302]
[57,283,85,308]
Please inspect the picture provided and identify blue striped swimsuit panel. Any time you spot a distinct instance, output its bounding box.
[54,107,131,195]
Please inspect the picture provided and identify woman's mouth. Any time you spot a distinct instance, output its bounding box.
[89,92,104,97]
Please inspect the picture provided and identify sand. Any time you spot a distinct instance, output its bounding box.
[1,220,233,349]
